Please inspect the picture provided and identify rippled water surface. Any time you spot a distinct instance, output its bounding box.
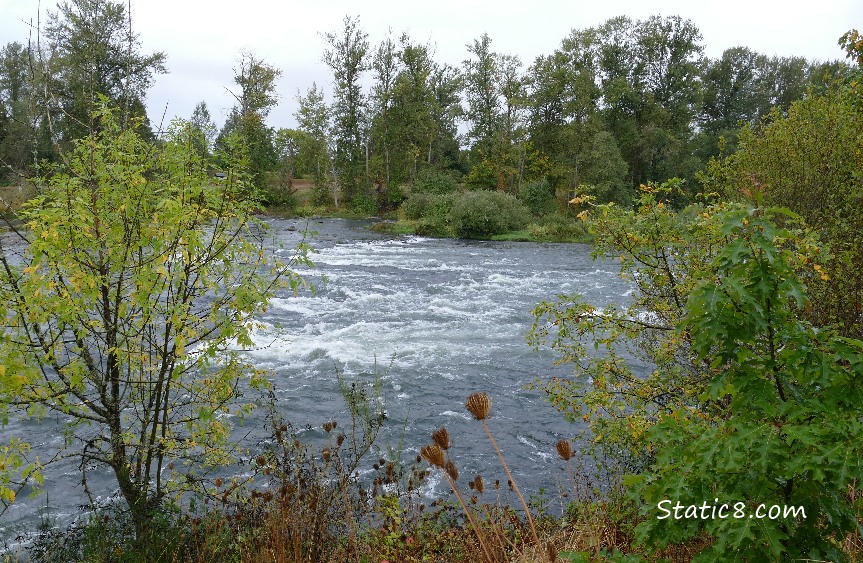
[3,218,633,537]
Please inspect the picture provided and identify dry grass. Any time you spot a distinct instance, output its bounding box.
[14,390,863,563]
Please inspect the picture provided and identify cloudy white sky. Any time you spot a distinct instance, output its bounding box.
[2,0,860,131]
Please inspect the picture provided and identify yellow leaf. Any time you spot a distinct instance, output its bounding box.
[0,487,14,503]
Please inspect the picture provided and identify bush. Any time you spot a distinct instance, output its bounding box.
[411,168,460,195]
[448,191,530,238]
[701,85,863,338]
[519,179,557,216]
[401,193,456,221]
[527,212,589,242]
[631,207,863,561]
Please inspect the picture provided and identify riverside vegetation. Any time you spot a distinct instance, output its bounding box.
[1,1,862,560]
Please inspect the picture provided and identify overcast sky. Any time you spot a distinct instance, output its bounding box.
[2,0,860,131]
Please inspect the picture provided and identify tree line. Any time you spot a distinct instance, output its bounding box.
[0,3,852,211]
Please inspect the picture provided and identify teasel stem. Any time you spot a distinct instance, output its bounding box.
[480,418,544,560]
[436,467,496,563]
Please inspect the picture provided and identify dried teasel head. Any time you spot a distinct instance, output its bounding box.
[473,475,485,494]
[465,392,491,420]
[420,444,445,467]
[556,439,573,461]
[444,459,459,481]
[323,421,336,432]
[432,427,451,450]
[322,448,331,462]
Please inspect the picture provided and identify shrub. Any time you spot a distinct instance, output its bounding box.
[519,179,557,216]
[351,193,378,216]
[701,84,863,338]
[411,168,460,195]
[527,212,589,242]
[448,191,530,238]
[529,182,726,475]
[631,206,863,561]
[401,193,456,221]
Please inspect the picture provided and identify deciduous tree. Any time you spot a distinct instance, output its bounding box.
[43,0,166,146]
[323,16,369,203]
[216,52,281,193]
[0,106,308,538]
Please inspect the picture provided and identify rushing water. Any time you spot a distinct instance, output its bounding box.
[2,217,633,540]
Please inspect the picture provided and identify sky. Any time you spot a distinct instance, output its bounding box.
[1,0,860,131]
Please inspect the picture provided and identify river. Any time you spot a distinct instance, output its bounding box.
[2,217,633,540]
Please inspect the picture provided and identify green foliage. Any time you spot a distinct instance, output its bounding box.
[188,101,217,158]
[215,53,282,193]
[411,167,460,195]
[519,178,557,216]
[840,29,863,66]
[448,190,530,238]
[350,192,378,216]
[400,192,456,221]
[26,503,187,562]
[529,181,736,471]
[0,106,309,537]
[464,158,499,191]
[527,212,590,242]
[294,84,336,207]
[701,84,863,337]
[630,207,863,561]
[323,16,370,203]
[43,0,166,147]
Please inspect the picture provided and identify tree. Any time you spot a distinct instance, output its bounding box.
[0,107,308,539]
[216,52,281,193]
[43,0,166,146]
[188,100,217,158]
[369,32,399,194]
[695,46,763,158]
[390,35,436,183]
[367,33,463,207]
[527,36,606,200]
[426,62,463,170]
[462,33,500,152]
[295,83,335,206]
[323,15,370,203]
[595,16,705,186]
[462,34,528,191]
[0,42,37,183]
